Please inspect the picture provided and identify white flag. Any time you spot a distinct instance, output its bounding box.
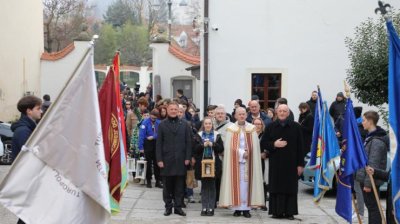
[0,46,111,223]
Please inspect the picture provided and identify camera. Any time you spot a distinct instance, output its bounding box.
[211,25,219,31]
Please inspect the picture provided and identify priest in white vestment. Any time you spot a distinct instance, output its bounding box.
[219,107,264,218]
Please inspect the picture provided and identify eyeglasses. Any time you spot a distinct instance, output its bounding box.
[126,104,131,105]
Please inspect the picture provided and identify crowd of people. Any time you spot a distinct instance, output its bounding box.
[119,86,314,220]
[9,85,393,223]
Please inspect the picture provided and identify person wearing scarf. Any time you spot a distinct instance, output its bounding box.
[193,117,224,216]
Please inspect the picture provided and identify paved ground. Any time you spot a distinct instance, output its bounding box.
[0,164,384,224]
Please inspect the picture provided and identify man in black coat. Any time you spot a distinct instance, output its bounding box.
[260,104,304,220]
[156,101,192,216]
[306,91,318,117]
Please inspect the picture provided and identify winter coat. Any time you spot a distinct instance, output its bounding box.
[11,114,37,161]
[246,111,272,127]
[355,126,388,187]
[298,110,314,156]
[193,132,224,179]
[260,120,304,194]
[306,98,317,117]
[156,117,192,176]
[329,99,346,122]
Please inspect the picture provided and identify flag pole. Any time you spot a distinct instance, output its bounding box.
[343,81,363,224]
[368,173,387,224]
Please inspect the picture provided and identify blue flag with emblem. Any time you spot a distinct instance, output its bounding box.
[386,20,400,223]
[309,87,340,203]
[312,101,341,203]
[335,98,368,223]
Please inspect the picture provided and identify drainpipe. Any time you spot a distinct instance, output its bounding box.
[203,0,209,116]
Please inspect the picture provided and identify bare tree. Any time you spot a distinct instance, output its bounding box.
[43,0,88,52]
[130,0,145,25]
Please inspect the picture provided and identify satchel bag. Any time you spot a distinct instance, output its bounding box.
[186,168,197,188]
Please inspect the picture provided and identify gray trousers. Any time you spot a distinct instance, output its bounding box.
[201,179,216,209]
[354,181,365,216]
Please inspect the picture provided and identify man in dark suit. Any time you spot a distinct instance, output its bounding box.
[156,101,192,216]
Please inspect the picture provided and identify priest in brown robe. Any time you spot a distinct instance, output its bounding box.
[260,104,304,220]
[219,107,264,218]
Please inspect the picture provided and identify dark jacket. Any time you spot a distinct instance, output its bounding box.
[260,120,304,194]
[193,132,224,179]
[355,126,388,187]
[11,114,37,161]
[329,99,346,122]
[298,110,314,156]
[246,111,272,127]
[306,98,317,117]
[156,117,192,176]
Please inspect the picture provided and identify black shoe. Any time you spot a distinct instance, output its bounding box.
[285,215,294,220]
[155,181,163,188]
[243,211,251,218]
[164,208,172,216]
[146,181,152,188]
[200,209,207,216]
[272,214,284,219]
[207,209,214,216]
[261,206,268,211]
[233,210,242,217]
[174,208,186,216]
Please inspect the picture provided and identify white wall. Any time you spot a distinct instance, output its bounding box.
[208,0,400,118]
[41,41,91,101]
[150,43,200,104]
[0,0,44,121]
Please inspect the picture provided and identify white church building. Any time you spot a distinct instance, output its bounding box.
[200,0,399,118]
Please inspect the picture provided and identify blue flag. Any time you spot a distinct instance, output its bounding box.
[335,98,368,223]
[312,102,341,203]
[387,20,400,223]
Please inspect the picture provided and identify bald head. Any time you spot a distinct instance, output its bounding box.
[235,107,247,123]
[276,104,290,121]
[249,100,260,115]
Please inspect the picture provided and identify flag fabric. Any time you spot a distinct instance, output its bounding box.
[0,46,111,223]
[312,101,341,203]
[99,67,123,214]
[387,20,400,223]
[113,53,128,192]
[335,98,368,223]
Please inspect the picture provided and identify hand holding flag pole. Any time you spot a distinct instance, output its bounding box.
[344,81,386,224]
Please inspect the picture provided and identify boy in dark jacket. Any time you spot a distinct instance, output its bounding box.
[11,95,42,224]
[355,110,388,224]
[11,95,42,161]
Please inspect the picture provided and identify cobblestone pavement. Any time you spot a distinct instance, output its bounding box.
[1,164,382,224]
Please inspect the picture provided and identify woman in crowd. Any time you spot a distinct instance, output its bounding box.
[125,100,135,145]
[253,117,268,211]
[193,117,224,216]
[298,102,314,156]
[158,106,167,120]
[266,108,275,121]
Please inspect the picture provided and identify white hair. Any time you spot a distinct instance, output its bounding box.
[215,104,226,113]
